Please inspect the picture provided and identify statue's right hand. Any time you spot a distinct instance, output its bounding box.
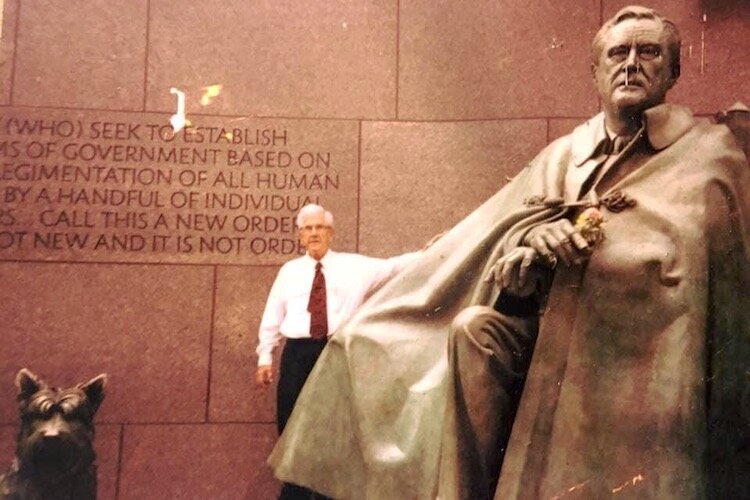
[525,219,589,267]
[256,365,273,386]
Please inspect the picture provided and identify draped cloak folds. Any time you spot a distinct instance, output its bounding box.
[268,104,750,499]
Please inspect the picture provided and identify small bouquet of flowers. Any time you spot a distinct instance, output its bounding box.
[574,207,605,246]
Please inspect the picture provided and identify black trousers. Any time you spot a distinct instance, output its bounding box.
[277,337,331,500]
[276,337,328,434]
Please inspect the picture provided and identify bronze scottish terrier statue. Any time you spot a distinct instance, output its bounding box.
[0,369,107,500]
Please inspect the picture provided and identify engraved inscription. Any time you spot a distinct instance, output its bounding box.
[0,109,357,264]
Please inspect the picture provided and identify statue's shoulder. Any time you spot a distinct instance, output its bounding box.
[652,103,742,155]
[527,115,599,170]
[715,102,750,160]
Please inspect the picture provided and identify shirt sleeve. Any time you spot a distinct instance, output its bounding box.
[256,266,288,367]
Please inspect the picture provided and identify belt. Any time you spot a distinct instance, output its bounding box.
[284,336,328,345]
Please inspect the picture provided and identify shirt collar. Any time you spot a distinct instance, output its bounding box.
[570,103,696,166]
[304,249,336,267]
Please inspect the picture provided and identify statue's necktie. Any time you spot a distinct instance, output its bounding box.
[580,134,630,197]
[606,135,627,156]
[307,262,328,339]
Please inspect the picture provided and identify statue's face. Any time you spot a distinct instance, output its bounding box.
[593,17,675,116]
[298,212,333,260]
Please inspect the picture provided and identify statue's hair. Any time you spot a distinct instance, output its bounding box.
[296,203,334,228]
[591,5,681,80]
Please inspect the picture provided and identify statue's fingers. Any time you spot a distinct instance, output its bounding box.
[542,232,571,266]
[483,266,494,283]
[501,255,519,289]
[493,260,505,284]
[530,235,556,267]
[557,220,589,253]
[549,226,578,264]
[570,232,590,253]
[484,260,498,283]
[517,251,535,287]
[556,219,577,234]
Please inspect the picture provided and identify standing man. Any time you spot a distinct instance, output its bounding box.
[256,203,419,499]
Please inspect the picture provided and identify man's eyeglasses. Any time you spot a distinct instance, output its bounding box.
[300,224,331,232]
[607,44,662,62]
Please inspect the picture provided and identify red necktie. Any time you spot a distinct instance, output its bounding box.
[308,262,328,339]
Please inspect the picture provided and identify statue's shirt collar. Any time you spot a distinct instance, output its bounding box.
[570,103,696,166]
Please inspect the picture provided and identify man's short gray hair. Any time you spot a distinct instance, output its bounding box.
[591,5,681,80]
[296,204,334,228]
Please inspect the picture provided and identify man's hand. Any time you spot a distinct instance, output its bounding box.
[423,231,447,250]
[484,246,539,297]
[256,365,273,386]
[525,219,590,267]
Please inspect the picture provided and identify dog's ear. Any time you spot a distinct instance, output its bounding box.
[15,368,44,400]
[78,374,107,414]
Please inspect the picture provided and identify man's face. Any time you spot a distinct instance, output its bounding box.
[593,17,675,116]
[298,212,333,260]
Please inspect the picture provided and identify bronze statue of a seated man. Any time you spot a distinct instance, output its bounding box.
[270,6,750,499]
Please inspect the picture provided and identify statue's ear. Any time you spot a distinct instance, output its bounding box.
[15,368,44,400]
[78,374,107,414]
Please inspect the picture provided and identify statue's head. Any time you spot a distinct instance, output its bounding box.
[591,6,681,119]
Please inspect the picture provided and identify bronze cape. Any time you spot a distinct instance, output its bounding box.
[269,105,750,499]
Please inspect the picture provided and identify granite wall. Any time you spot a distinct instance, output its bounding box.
[0,0,747,498]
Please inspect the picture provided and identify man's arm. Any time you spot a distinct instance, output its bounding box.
[255,268,287,386]
[366,251,422,291]
[364,232,444,291]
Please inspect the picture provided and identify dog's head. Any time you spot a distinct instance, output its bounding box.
[14,369,107,483]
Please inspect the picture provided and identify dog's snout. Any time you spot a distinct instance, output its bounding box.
[40,413,69,439]
[42,427,61,438]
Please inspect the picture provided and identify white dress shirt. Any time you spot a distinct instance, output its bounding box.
[256,250,419,366]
